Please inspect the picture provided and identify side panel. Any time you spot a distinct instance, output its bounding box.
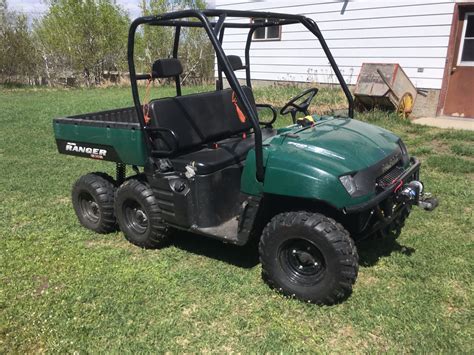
[262,154,373,210]
[240,150,264,196]
[148,164,244,228]
[53,122,148,166]
[240,145,370,209]
[56,139,120,162]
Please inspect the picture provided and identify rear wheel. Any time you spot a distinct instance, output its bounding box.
[115,178,169,248]
[259,211,358,305]
[72,173,117,233]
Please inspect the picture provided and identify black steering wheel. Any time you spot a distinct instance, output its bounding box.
[280,88,319,123]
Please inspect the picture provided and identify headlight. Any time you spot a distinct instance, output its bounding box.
[339,175,357,196]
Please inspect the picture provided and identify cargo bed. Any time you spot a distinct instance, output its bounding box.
[53,107,149,166]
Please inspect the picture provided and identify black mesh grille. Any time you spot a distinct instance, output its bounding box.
[376,165,405,188]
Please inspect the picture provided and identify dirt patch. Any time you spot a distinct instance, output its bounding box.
[55,196,70,204]
[11,221,32,233]
[366,329,391,352]
[328,325,365,351]
[181,304,198,318]
[175,336,191,347]
[429,139,452,155]
[358,275,379,287]
[328,324,391,352]
[449,280,469,300]
[26,342,47,354]
[444,303,460,316]
[32,276,49,296]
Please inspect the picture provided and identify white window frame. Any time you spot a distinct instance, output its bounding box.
[251,18,282,42]
[457,12,474,66]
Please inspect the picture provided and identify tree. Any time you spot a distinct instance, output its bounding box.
[0,1,40,84]
[35,0,130,86]
[0,0,6,25]
[138,0,214,83]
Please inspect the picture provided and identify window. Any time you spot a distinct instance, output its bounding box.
[252,18,281,41]
[458,12,474,65]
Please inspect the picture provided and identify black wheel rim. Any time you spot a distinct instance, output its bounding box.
[122,199,149,235]
[78,191,100,224]
[279,239,326,286]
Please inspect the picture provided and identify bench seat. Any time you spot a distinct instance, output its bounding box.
[148,86,276,174]
[171,127,276,174]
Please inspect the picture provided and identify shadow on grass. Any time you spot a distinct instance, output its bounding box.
[168,229,415,270]
[169,231,260,269]
[356,237,415,267]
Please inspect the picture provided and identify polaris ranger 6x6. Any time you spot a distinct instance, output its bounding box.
[53,9,438,305]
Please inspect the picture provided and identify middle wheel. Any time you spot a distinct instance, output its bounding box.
[115,178,170,248]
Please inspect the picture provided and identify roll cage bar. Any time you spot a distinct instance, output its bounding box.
[127,9,354,182]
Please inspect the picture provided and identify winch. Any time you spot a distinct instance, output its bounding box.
[397,180,438,211]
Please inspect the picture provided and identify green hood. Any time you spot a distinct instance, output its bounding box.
[241,117,402,209]
[275,117,400,175]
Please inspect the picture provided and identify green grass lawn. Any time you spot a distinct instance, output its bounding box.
[1,85,473,352]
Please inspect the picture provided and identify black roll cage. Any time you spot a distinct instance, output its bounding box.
[127,9,354,182]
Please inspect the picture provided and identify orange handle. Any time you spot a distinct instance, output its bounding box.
[232,91,246,123]
[143,74,153,125]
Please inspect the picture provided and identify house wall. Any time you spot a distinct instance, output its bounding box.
[214,0,456,90]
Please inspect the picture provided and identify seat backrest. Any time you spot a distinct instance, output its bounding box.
[151,58,183,78]
[227,55,245,71]
[148,86,256,151]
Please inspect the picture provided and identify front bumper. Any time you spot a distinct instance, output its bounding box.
[343,156,438,239]
[344,157,421,214]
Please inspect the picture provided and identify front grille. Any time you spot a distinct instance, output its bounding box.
[376,165,405,188]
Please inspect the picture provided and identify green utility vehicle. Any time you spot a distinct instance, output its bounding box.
[53,10,438,304]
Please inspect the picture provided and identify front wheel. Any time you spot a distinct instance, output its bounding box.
[259,211,358,305]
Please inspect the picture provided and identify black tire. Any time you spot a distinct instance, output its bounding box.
[71,172,117,233]
[115,178,169,248]
[259,211,358,305]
